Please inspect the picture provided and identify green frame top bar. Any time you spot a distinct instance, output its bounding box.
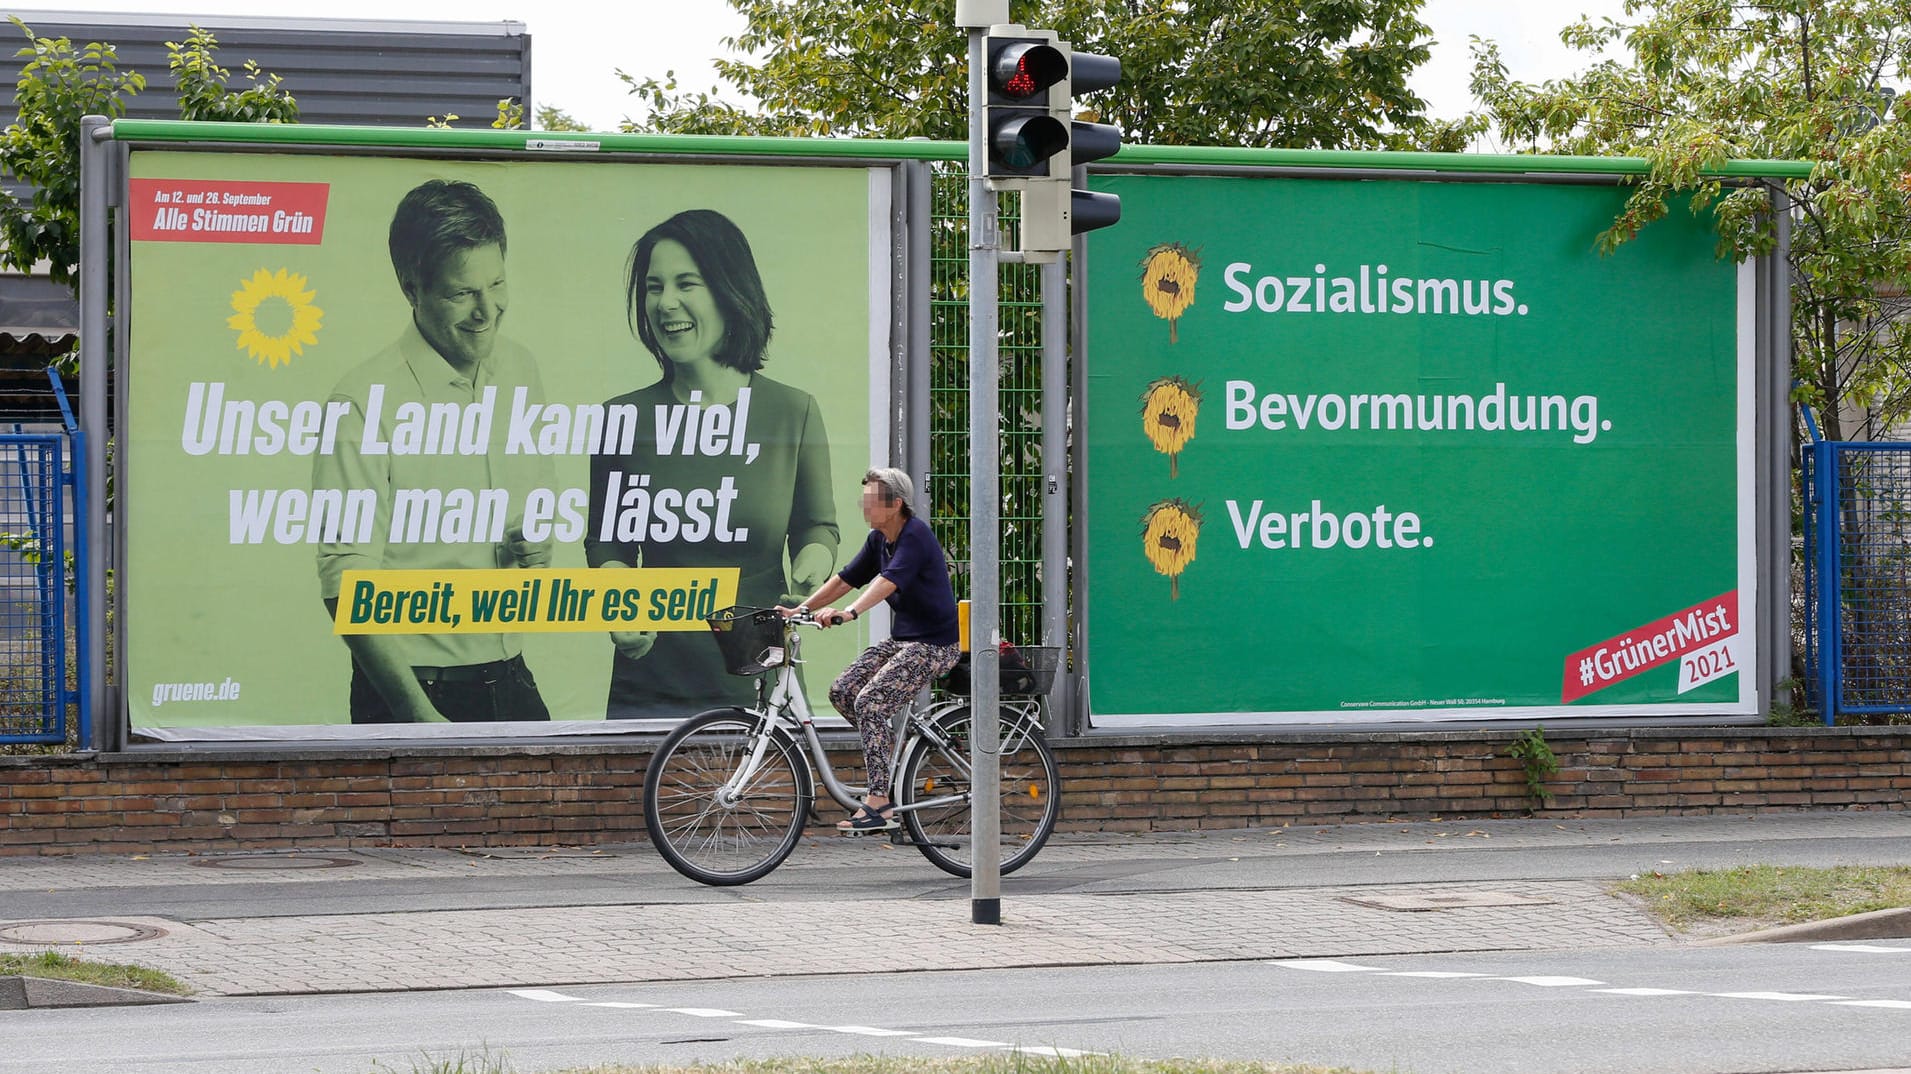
[109,119,1818,180]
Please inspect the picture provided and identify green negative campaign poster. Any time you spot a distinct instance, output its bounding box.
[1086,174,1756,724]
[125,149,887,737]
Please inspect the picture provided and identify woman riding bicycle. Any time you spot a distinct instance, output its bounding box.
[779,467,962,833]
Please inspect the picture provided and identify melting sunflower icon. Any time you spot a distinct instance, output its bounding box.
[1140,242,1200,343]
[226,268,323,368]
[1141,498,1201,601]
[1141,375,1201,478]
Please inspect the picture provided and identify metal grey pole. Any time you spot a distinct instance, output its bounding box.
[1040,251,1068,733]
[78,115,110,753]
[965,21,1003,925]
[904,157,933,484]
[1067,223,1091,735]
[1769,184,1794,711]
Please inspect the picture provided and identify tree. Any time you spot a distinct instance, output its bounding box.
[624,0,1461,150]
[1469,0,1911,714]
[0,17,145,290]
[0,19,298,289]
[1469,0,1911,443]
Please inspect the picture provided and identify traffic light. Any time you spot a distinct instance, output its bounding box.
[982,28,1123,255]
[983,30,1069,181]
[1063,48,1123,236]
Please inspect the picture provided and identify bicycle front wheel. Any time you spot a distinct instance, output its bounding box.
[899,705,1060,878]
[643,707,813,886]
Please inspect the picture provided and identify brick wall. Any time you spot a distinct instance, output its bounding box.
[2,726,1907,855]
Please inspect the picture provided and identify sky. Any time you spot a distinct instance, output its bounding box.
[15,0,1631,132]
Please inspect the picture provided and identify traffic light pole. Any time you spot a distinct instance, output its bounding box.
[964,21,1004,926]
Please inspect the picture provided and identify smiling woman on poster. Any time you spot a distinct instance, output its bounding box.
[585,209,840,718]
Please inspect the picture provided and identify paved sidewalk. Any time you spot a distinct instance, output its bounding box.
[2,810,1907,997]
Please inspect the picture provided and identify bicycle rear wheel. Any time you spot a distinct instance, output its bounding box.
[898,705,1060,878]
[643,707,813,886]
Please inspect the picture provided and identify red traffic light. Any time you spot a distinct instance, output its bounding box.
[989,41,1066,102]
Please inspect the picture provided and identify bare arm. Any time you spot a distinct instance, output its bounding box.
[322,598,443,722]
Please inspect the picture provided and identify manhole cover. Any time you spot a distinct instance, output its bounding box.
[1339,891,1554,912]
[0,920,168,945]
[190,855,361,871]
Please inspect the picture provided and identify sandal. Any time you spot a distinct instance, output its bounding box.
[836,801,897,832]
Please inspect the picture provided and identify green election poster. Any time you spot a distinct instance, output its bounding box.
[125,150,887,737]
[1086,175,1755,724]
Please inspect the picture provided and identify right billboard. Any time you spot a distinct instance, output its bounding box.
[1086,174,1757,724]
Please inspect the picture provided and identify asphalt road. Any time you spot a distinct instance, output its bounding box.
[4,942,1909,1074]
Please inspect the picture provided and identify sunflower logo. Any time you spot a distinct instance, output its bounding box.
[1141,498,1201,601]
[226,268,323,368]
[1141,376,1201,478]
[1140,242,1200,343]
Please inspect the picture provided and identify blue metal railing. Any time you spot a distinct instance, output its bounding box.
[1801,423,1911,724]
[0,370,86,746]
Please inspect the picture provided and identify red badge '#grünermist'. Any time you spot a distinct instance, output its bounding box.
[1561,591,1738,703]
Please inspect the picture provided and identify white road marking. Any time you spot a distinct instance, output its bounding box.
[1812,944,1911,954]
[1492,976,1606,987]
[509,988,1099,1055]
[1270,961,1908,1012]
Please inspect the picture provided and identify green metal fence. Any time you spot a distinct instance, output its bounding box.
[927,166,1052,649]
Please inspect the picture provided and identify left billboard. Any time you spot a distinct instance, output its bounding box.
[125,149,892,739]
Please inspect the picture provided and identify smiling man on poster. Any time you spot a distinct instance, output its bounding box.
[313,179,556,723]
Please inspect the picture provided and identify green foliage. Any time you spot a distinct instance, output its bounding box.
[536,104,590,132]
[1505,726,1559,806]
[1468,0,1911,443]
[0,16,145,288]
[624,0,1445,150]
[166,25,298,125]
[428,99,529,131]
[0,17,295,289]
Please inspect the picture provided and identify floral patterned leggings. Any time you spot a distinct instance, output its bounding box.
[829,638,964,798]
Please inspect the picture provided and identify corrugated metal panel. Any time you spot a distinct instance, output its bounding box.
[3,10,531,129]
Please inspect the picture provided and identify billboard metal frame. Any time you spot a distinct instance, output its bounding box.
[77,119,1811,746]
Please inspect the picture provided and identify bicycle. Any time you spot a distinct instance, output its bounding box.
[641,606,1062,886]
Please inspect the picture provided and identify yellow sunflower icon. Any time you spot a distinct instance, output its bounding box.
[1141,498,1201,601]
[1140,243,1200,343]
[226,268,323,368]
[1141,375,1201,478]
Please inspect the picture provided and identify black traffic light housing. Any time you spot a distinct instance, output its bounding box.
[982,26,1123,256]
[984,34,1069,179]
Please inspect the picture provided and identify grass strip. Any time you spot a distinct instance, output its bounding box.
[0,950,192,995]
[1614,864,1911,929]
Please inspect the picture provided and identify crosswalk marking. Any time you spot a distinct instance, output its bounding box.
[509,988,1104,1057]
[1270,960,1907,1012]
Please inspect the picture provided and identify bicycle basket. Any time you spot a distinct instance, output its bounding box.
[943,645,1060,697]
[706,606,788,677]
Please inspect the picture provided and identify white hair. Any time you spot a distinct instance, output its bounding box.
[862,467,915,516]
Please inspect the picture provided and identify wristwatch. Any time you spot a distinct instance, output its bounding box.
[847,607,860,621]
